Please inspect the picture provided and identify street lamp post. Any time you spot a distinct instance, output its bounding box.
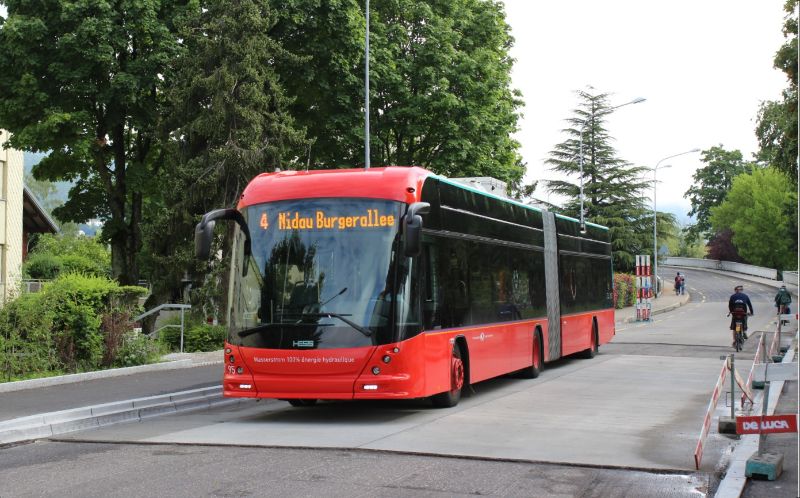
[364,0,370,169]
[652,148,700,296]
[578,97,646,231]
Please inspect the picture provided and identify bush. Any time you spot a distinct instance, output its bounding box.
[184,324,227,353]
[23,253,62,279]
[43,274,139,371]
[158,319,226,353]
[0,292,58,380]
[613,273,637,309]
[101,309,132,367]
[114,331,164,368]
[59,254,109,277]
[23,233,111,280]
[157,314,197,351]
[0,273,149,378]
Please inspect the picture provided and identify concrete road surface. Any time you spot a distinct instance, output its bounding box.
[1,267,794,497]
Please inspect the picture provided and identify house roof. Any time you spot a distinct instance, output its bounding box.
[23,186,59,234]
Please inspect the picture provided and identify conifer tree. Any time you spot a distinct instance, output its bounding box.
[545,89,673,271]
[140,0,307,307]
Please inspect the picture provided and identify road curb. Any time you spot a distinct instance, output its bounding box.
[621,293,691,323]
[0,385,235,445]
[0,358,223,394]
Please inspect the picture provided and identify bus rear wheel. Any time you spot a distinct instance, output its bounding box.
[580,324,598,359]
[431,345,464,408]
[518,330,543,379]
[288,399,318,407]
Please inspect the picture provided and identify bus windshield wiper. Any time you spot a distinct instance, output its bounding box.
[237,321,329,338]
[298,312,373,337]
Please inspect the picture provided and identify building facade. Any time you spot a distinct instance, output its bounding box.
[0,130,24,303]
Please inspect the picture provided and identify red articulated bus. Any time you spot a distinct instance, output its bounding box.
[194,166,615,408]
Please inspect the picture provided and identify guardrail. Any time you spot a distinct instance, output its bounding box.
[742,333,766,408]
[694,359,729,470]
[662,257,781,280]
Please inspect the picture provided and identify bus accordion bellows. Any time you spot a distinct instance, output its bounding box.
[195,166,615,408]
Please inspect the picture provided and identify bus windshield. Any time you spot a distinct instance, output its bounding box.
[227,198,404,350]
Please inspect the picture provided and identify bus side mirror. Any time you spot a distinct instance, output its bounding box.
[194,219,216,261]
[403,202,430,257]
[194,208,252,274]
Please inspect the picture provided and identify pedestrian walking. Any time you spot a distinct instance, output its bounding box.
[775,284,792,325]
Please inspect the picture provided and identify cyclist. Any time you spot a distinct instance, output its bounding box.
[728,285,753,346]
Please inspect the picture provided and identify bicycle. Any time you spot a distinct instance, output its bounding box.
[728,311,747,352]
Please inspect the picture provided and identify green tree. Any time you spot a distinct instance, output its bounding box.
[755,0,798,184]
[664,223,706,258]
[710,167,797,269]
[140,0,307,307]
[684,146,753,243]
[23,233,111,279]
[545,89,669,271]
[0,0,188,284]
[274,0,526,190]
[270,0,366,169]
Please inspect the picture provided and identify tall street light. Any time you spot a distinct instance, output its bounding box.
[364,0,370,169]
[652,148,700,295]
[579,97,646,231]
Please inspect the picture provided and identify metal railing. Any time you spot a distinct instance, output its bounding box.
[661,257,796,282]
[133,304,192,353]
[21,279,49,293]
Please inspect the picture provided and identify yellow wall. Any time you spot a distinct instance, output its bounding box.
[0,130,24,303]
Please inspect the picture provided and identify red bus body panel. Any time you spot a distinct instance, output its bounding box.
[238,167,428,209]
[220,167,617,401]
[223,309,615,400]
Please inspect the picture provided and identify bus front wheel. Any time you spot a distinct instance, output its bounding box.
[431,345,464,408]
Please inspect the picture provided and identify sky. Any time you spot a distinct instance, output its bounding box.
[501,0,790,224]
[0,2,789,225]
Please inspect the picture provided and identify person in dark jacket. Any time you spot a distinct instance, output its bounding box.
[775,284,792,325]
[728,285,753,345]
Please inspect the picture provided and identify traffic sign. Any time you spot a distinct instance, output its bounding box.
[736,414,798,435]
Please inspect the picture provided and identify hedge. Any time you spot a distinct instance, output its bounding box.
[0,273,148,380]
[159,319,226,353]
[613,273,637,309]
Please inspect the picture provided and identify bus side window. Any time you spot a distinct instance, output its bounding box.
[422,243,440,329]
[439,240,469,328]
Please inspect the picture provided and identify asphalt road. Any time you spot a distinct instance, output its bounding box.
[0,268,795,497]
[0,365,221,421]
[0,441,711,498]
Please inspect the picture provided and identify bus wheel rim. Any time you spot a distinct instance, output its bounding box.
[452,356,464,391]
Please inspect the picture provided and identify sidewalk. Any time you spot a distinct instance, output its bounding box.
[1,351,223,423]
[614,290,690,325]
[742,377,799,498]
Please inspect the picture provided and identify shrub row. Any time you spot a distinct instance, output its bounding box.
[158,321,227,353]
[613,273,637,309]
[0,274,151,381]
